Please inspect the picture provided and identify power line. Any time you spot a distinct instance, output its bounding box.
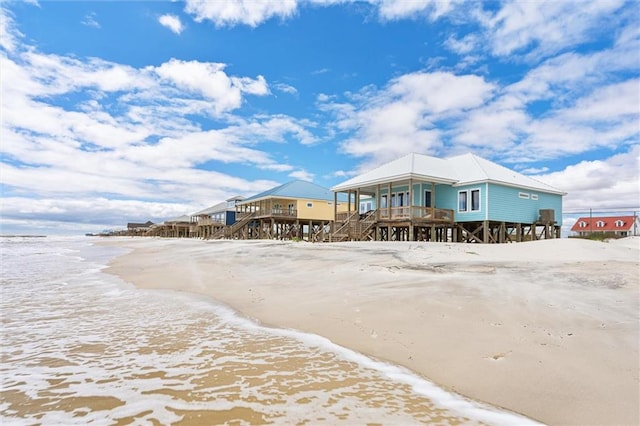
[563,208,639,215]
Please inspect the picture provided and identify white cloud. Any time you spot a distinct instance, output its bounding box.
[1,25,317,233]
[274,82,298,95]
[288,169,314,181]
[518,166,549,175]
[81,12,101,29]
[152,59,269,114]
[447,26,639,161]
[375,0,459,21]
[487,0,626,59]
[537,146,640,212]
[231,75,269,96]
[184,0,298,27]
[388,72,495,114]
[444,33,479,55]
[158,14,184,34]
[0,197,199,231]
[0,8,22,52]
[323,71,495,165]
[557,79,640,122]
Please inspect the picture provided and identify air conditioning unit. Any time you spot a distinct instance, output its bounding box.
[539,209,555,223]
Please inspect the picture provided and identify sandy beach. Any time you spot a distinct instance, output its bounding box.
[103,237,639,425]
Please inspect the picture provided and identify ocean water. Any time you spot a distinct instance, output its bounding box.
[0,236,538,425]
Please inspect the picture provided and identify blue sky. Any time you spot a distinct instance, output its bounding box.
[1,0,638,235]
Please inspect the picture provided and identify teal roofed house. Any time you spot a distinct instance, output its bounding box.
[330,153,565,243]
[228,180,349,241]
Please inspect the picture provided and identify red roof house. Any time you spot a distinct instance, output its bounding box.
[571,215,639,237]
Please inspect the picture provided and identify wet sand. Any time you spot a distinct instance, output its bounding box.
[103,237,640,425]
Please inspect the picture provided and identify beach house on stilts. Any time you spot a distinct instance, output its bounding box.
[330,153,565,243]
[191,196,244,239]
[229,180,348,241]
[149,215,192,238]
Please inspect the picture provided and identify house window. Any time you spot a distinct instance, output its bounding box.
[458,191,468,212]
[390,191,410,207]
[579,221,587,228]
[381,195,388,209]
[288,203,295,214]
[615,220,624,227]
[531,194,538,200]
[596,221,605,228]
[307,202,313,208]
[519,192,530,199]
[471,189,480,211]
[424,190,432,208]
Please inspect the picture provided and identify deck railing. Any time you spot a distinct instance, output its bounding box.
[237,208,298,219]
[196,217,225,226]
[378,206,454,221]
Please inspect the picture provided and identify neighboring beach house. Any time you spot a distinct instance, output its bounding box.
[149,215,192,238]
[126,221,154,236]
[191,196,244,239]
[570,215,640,237]
[330,152,565,243]
[229,180,348,241]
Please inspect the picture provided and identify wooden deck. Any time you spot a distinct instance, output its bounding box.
[151,206,559,244]
[329,207,454,242]
[329,208,559,243]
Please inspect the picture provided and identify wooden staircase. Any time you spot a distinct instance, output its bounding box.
[224,212,257,239]
[328,210,377,242]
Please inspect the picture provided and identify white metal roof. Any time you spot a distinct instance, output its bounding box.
[331,153,456,191]
[332,152,564,195]
[164,214,191,224]
[192,201,227,216]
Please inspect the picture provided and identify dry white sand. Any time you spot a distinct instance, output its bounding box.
[103,237,639,425]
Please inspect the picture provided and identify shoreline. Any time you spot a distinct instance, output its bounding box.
[102,237,639,425]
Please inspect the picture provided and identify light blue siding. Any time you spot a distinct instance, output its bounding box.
[487,184,563,225]
[450,184,485,222]
[356,180,563,225]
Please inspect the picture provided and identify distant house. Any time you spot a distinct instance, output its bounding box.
[230,180,348,241]
[126,220,154,235]
[191,196,244,238]
[331,152,565,243]
[571,215,640,237]
[149,215,191,238]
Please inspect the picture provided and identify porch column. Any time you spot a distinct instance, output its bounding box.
[431,182,436,215]
[376,184,380,220]
[408,178,414,241]
[387,182,392,219]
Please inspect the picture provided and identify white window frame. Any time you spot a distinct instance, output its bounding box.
[306,202,313,208]
[458,191,468,212]
[458,189,480,213]
[531,194,539,200]
[471,188,480,212]
[596,220,605,228]
[518,192,530,199]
